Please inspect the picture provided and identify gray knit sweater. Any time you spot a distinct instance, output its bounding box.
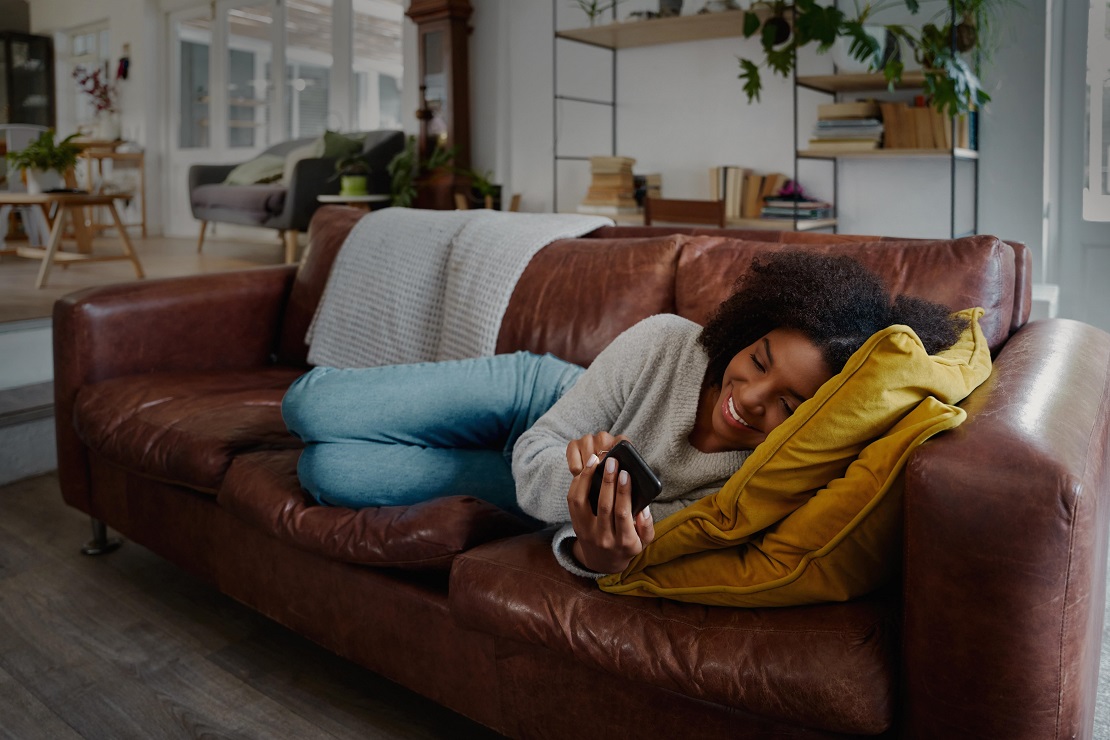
[512,314,751,577]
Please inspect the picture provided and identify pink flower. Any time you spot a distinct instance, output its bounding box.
[73,67,118,114]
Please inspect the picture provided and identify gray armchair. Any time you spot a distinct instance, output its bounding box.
[189,129,404,263]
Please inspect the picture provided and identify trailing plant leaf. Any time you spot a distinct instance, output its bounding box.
[737,58,763,102]
[742,10,762,37]
[792,2,842,50]
[841,20,882,68]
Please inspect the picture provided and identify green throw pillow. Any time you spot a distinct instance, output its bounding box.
[223,154,286,185]
[321,130,364,159]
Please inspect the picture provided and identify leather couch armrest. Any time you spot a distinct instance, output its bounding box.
[53,266,296,514]
[901,318,1110,739]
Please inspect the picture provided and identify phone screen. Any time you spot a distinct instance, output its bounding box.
[587,440,663,516]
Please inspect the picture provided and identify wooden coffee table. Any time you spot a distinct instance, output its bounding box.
[0,191,144,288]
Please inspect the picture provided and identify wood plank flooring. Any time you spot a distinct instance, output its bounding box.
[0,473,504,739]
[0,233,287,324]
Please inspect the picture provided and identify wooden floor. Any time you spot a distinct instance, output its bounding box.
[0,472,504,739]
[0,231,288,324]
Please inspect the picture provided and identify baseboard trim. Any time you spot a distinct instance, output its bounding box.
[0,382,54,429]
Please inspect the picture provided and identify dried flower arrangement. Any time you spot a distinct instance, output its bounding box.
[73,66,118,114]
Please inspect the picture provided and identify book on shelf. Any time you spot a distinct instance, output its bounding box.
[742,171,764,219]
[588,155,636,173]
[878,102,972,150]
[709,165,749,219]
[760,205,833,219]
[817,101,880,120]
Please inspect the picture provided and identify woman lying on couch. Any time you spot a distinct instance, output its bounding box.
[281,251,965,577]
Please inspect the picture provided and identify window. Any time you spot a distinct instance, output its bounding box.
[1085,1,1110,219]
[67,24,111,133]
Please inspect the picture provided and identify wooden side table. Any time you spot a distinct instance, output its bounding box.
[80,144,146,237]
[0,192,144,288]
[317,194,390,211]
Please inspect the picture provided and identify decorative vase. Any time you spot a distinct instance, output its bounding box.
[96,112,121,142]
[339,175,368,197]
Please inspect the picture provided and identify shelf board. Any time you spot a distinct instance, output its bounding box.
[591,212,837,232]
[556,9,761,49]
[798,147,978,161]
[796,71,928,94]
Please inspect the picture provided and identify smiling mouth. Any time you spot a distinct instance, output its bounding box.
[726,396,755,430]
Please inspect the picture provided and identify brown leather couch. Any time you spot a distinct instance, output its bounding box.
[53,206,1110,738]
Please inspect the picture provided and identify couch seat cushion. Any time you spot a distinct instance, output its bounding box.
[450,532,896,735]
[219,450,537,569]
[191,183,287,225]
[74,368,306,493]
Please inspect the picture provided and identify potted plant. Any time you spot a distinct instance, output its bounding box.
[735,0,1015,116]
[6,129,82,194]
[333,153,371,197]
[463,167,502,210]
[386,135,456,207]
[571,0,627,26]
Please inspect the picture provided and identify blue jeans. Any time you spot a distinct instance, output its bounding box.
[281,352,584,513]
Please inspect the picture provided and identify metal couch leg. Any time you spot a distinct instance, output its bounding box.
[81,518,122,556]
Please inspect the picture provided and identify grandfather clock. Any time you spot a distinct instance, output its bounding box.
[407,0,471,209]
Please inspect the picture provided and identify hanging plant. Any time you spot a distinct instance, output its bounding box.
[736,0,1016,116]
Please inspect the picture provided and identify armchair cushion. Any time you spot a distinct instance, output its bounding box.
[599,308,992,607]
[223,153,286,185]
[281,138,325,185]
[321,130,364,159]
[190,183,287,226]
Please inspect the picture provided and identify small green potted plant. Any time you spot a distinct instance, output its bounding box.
[386,135,456,207]
[464,167,502,210]
[333,153,371,197]
[6,129,82,194]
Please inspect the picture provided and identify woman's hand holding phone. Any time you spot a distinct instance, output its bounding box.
[565,432,655,574]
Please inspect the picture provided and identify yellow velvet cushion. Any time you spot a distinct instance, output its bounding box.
[598,307,991,607]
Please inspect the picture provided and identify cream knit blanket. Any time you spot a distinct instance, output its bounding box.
[306,207,612,368]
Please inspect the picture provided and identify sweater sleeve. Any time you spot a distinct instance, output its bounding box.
[511,317,665,524]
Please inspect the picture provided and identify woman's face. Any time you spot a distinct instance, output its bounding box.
[704,328,833,452]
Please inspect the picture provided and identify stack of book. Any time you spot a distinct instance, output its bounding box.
[807,101,884,153]
[578,156,638,215]
[761,196,833,221]
[709,167,789,219]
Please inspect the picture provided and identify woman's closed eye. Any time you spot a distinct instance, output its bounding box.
[750,353,765,372]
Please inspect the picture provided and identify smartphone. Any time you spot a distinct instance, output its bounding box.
[588,440,663,516]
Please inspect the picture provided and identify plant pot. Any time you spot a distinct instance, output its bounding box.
[23,168,59,195]
[469,184,502,211]
[659,0,682,17]
[339,175,369,197]
[95,112,121,142]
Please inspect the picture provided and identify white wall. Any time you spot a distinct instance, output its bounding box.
[466,0,1046,246]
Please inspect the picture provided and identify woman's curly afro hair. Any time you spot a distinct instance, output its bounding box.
[698,250,968,387]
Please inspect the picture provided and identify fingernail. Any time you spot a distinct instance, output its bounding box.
[642,505,652,519]
[586,454,599,468]
[605,457,617,474]
[618,470,629,486]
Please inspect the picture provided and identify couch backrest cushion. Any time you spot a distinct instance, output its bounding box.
[276,205,365,366]
[673,234,1016,354]
[494,235,683,367]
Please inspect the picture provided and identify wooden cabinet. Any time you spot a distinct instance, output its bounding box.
[407,0,472,210]
[0,32,55,127]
